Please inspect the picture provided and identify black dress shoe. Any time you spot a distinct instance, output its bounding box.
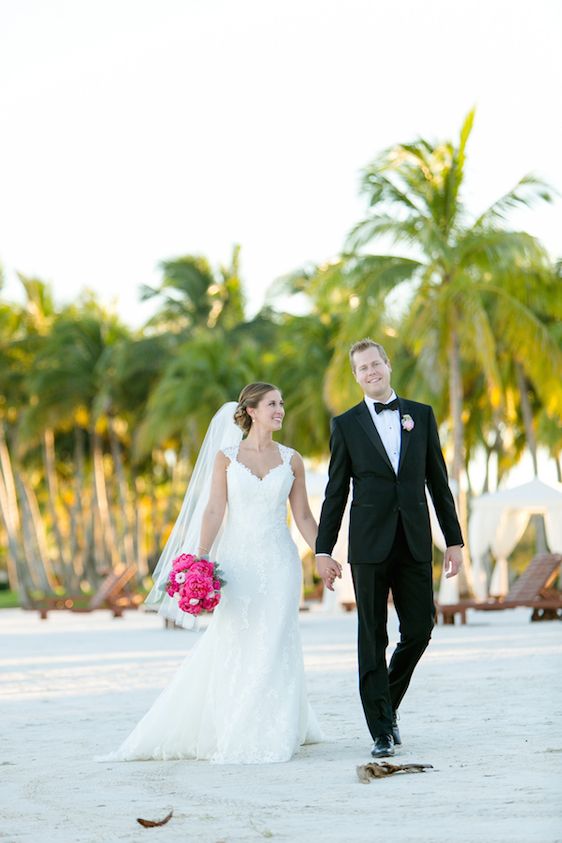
[392,714,402,746]
[371,734,395,758]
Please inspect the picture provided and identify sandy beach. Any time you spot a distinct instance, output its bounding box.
[1,605,561,843]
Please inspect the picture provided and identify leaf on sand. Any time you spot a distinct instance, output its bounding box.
[136,810,174,827]
[357,762,433,782]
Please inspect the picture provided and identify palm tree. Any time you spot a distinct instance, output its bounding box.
[141,245,245,335]
[323,110,560,505]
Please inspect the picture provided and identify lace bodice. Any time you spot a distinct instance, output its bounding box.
[221,443,295,540]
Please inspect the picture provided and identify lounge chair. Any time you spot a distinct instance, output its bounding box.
[436,553,562,625]
[31,564,142,619]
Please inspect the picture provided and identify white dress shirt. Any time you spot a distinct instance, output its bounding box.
[364,390,401,474]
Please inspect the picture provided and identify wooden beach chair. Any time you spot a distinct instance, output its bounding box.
[32,564,142,619]
[436,553,562,625]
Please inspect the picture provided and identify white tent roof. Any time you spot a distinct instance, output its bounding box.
[471,477,562,511]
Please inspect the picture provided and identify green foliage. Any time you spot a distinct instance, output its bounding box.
[0,590,20,609]
[135,331,257,458]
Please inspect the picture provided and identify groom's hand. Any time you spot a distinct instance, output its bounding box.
[316,556,342,592]
[443,545,463,578]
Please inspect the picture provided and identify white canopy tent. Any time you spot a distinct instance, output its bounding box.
[468,478,562,600]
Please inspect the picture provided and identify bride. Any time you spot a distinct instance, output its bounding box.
[101,382,337,764]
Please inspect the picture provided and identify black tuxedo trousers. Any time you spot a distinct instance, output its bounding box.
[351,517,435,739]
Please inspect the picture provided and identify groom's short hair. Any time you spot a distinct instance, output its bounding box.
[349,339,389,372]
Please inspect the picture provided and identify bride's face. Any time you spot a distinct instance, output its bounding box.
[250,389,285,431]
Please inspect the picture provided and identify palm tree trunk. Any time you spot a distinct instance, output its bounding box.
[82,508,99,587]
[448,327,465,495]
[515,362,538,475]
[0,422,27,594]
[512,366,548,552]
[482,444,492,493]
[15,474,57,593]
[43,428,72,586]
[0,421,21,534]
[134,476,148,577]
[91,430,119,570]
[108,417,135,570]
[0,465,32,601]
[447,326,473,597]
[70,427,88,576]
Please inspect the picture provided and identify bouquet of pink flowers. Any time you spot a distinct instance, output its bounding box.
[165,553,226,617]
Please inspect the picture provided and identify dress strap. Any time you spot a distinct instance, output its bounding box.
[221,444,239,461]
[277,443,294,465]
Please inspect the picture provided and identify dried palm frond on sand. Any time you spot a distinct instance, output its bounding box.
[136,810,173,827]
[357,762,433,782]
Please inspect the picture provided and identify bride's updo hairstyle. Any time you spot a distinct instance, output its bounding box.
[234,382,280,435]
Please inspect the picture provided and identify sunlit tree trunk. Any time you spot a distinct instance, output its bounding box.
[69,426,89,578]
[0,422,28,595]
[42,428,74,587]
[447,325,473,596]
[0,462,31,600]
[108,417,135,571]
[482,444,492,493]
[515,362,538,475]
[149,450,165,573]
[15,474,57,593]
[134,476,148,578]
[91,429,119,570]
[448,327,465,497]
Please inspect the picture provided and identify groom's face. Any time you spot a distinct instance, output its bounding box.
[352,348,392,401]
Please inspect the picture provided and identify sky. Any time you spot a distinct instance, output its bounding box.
[1,0,561,327]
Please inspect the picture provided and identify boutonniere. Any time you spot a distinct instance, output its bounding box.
[401,414,414,432]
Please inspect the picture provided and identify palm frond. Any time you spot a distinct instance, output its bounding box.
[474,174,557,228]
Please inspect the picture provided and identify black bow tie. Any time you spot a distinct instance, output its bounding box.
[374,398,399,414]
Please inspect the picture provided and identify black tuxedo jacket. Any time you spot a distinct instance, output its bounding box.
[316,398,463,563]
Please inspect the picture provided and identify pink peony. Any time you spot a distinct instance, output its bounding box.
[172,553,198,570]
[183,572,213,599]
[189,560,214,577]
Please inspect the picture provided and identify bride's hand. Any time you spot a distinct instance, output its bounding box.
[316,556,342,592]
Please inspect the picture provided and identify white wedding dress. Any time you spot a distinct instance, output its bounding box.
[103,442,322,764]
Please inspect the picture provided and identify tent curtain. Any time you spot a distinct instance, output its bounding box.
[488,510,531,596]
[468,505,503,600]
[544,507,562,553]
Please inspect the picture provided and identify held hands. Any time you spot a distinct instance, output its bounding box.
[443,545,463,578]
[316,556,343,592]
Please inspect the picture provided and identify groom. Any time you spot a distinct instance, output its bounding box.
[316,339,463,758]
